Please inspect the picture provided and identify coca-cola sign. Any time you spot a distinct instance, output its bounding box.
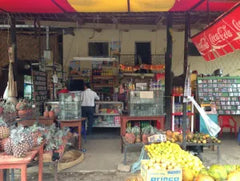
[192,2,240,61]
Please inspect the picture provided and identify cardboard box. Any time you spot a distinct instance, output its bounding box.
[141,160,182,181]
[148,134,166,143]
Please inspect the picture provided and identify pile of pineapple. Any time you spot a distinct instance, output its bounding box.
[124,125,158,144]
[0,118,10,151]
[0,118,43,158]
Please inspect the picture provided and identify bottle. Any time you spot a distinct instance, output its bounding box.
[149,79,153,90]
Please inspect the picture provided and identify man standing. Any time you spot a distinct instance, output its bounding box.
[81,83,100,135]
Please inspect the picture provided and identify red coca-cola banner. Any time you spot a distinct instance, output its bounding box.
[192,2,240,61]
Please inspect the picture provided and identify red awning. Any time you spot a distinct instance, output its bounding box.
[0,0,237,13]
[192,2,240,61]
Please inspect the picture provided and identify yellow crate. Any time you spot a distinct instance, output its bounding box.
[141,160,182,181]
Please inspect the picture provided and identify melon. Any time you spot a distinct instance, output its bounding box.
[228,171,240,181]
[208,165,227,180]
[182,168,194,181]
[195,174,214,181]
[224,165,237,174]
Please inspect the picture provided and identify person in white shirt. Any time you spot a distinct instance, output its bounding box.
[81,83,100,135]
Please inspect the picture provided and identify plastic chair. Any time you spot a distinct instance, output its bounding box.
[218,115,237,137]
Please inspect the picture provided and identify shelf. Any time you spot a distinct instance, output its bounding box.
[73,57,117,62]
[96,101,123,104]
[93,123,120,128]
[172,112,194,116]
[122,73,154,77]
[69,75,91,80]
[94,113,120,116]
[93,84,114,87]
[172,94,194,96]
[92,76,116,79]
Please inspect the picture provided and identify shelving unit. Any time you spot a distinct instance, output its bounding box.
[92,60,119,100]
[171,94,194,132]
[94,101,123,128]
[197,76,240,115]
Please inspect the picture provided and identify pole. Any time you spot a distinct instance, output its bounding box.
[164,13,173,130]
[182,12,190,149]
[10,15,17,81]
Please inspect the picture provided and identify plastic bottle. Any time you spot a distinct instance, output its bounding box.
[149,79,153,90]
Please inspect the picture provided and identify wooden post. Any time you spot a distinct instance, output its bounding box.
[182,13,190,149]
[164,13,173,129]
[10,15,18,80]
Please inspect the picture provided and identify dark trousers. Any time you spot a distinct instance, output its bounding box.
[82,106,95,135]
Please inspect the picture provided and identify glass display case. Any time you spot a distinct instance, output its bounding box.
[58,92,82,120]
[128,90,164,116]
[94,101,123,127]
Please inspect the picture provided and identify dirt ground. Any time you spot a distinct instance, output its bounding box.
[27,172,132,181]
[11,133,240,181]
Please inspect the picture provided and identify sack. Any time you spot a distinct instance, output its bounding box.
[3,84,8,100]
[188,96,220,137]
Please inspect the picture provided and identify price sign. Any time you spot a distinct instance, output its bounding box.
[32,70,48,102]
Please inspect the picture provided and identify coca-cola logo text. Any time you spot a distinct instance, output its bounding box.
[232,19,240,32]
[208,25,233,45]
[195,37,209,53]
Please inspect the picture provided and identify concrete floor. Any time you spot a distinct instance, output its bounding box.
[14,131,240,180]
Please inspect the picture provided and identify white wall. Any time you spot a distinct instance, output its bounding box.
[63,27,240,76]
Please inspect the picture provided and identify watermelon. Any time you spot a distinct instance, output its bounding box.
[208,165,227,180]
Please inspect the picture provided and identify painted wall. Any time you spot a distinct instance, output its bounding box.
[63,27,240,76]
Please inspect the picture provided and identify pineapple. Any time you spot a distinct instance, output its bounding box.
[29,123,45,146]
[0,118,10,139]
[15,125,34,150]
[132,126,141,143]
[12,142,29,158]
[142,125,152,144]
[0,138,9,151]
[125,127,136,144]
[4,138,12,155]
[10,127,30,158]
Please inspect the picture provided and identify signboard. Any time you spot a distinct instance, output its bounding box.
[140,91,154,99]
[32,70,48,102]
[191,2,240,61]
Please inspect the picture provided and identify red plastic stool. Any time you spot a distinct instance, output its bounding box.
[218,115,237,137]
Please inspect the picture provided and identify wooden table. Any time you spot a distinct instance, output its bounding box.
[0,142,44,181]
[58,118,86,150]
[120,115,165,153]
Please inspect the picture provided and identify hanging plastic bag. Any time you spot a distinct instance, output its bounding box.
[188,96,220,137]
[3,83,8,100]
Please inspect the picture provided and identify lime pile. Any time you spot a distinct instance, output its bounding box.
[145,141,204,177]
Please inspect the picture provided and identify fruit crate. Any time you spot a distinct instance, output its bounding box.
[141,160,182,181]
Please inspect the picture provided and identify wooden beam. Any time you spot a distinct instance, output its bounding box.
[182,12,190,150]
[164,13,173,130]
[10,15,18,81]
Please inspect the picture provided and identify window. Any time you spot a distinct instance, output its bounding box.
[88,42,109,57]
[135,42,151,65]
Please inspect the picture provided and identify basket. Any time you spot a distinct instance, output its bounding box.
[18,119,36,127]
[57,150,84,172]
[38,117,54,126]
[125,174,143,181]
[43,151,53,163]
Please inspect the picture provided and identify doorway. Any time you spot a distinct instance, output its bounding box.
[135,42,151,65]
